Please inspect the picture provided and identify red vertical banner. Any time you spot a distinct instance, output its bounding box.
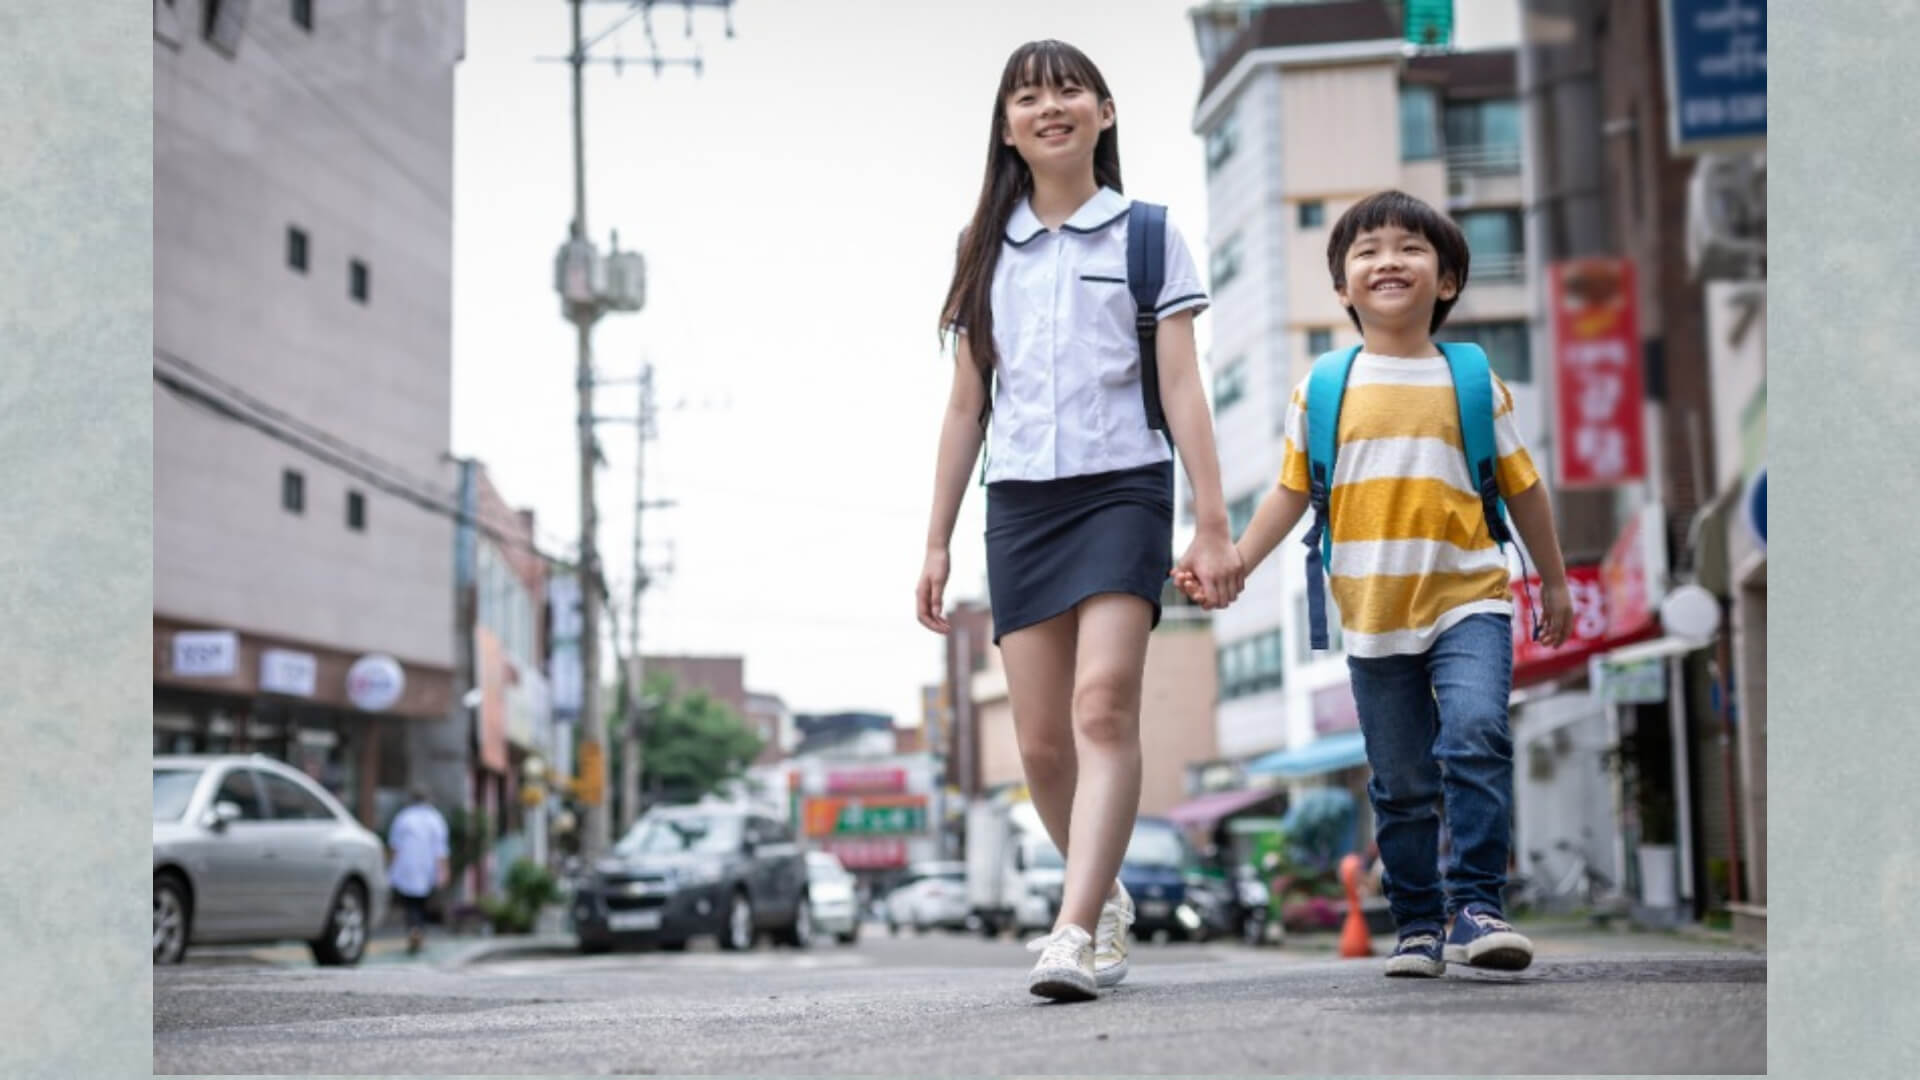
[1551,258,1647,488]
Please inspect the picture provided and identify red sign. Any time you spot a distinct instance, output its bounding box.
[1510,563,1610,670]
[819,838,908,870]
[825,768,907,795]
[1551,258,1647,488]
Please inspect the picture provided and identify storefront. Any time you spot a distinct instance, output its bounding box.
[153,618,454,829]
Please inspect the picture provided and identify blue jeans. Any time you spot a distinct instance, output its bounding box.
[1348,613,1514,932]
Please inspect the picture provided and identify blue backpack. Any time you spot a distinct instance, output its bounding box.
[978,201,1173,481]
[1300,342,1532,650]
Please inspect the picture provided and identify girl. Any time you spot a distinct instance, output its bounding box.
[916,40,1244,1002]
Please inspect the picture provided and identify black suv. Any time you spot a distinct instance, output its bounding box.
[572,805,812,952]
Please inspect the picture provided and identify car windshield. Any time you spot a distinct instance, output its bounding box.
[1124,824,1186,867]
[808,855,851,883]
[153,768,203,821]
[615,813,742,856]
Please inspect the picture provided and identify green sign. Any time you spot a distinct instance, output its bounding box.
[836,803,925,835]
[1405,0,1453,47]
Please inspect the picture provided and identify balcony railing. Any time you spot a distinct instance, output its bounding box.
[1472,252,1525,283]
[1445,141,1522,174]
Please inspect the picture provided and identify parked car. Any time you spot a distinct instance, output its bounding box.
[571,806,811,953]
[883,860,969,934]
[152,754,390,966]
[1119,816,1200,940]
[805,851,861,945]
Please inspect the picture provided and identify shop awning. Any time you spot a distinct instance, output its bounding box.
[1602,634,1713,666]
[1163,786,1286,829]
[1244,730,1369,779]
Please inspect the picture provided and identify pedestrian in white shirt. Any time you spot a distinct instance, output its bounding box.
[387,787,450,955]
[917,39,1244,1002]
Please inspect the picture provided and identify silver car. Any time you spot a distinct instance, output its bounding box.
[153,754,389,965]
[805,851,860,945]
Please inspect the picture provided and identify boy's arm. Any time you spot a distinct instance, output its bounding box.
[1236,482,1311,575]
[1504,481,1573,647]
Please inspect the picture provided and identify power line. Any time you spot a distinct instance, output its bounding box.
[153,354,572,570]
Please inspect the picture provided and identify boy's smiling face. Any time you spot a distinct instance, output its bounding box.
[1335,222,1458,333]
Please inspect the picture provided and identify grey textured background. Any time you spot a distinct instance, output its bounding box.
[1771,2,1919,1078]
[0,2,151,1079]
[0,2,1903,1078]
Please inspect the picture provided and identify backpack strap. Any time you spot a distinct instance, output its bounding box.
[1126,201,1174,450]
[1301,346,1362,650]
[1440,341,1540,641]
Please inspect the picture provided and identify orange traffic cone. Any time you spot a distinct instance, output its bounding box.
[1338,853,1373,958]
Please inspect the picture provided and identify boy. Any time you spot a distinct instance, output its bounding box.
[1177,190,1573,976]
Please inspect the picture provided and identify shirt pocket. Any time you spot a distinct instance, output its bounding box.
[1076,262,1140,386]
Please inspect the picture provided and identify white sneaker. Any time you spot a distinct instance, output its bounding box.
[1093,881,1134,988]
[1025,924,1097,1001]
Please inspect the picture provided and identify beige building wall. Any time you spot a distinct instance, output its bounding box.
[154,2,466,670]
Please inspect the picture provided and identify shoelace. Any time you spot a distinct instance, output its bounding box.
[1025,929,1089,967]
[1094,898,1135,952]
[1397,933,1439,953]
[1468,910,1514,933]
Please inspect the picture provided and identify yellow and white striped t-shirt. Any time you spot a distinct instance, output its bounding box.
[1279,351,1539,658]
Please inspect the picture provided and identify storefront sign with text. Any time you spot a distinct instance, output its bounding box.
[1551,258,1647,488]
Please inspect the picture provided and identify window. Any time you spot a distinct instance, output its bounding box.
[1455,209,1524,281]
[1443,98,1521,172]
[281,469,305,514]
[1307,328,1334,357]
[213,770,266,820]
[204,0,248,57]
[1209,233,1243,291]
[1294,591,1344,662]
[1205,106,1239,175]
[1399,86,1441,161]
[350,259,370,303]
[292,0,313,31]
[1227,491,1259,538]
[347,490,366,531]
[1217,629,1285,700]
[1297,201,1325,229]
[286,226,308,273]
[259,772,334,821]
[1212,356,1247,411]
[1444,320,1533,383]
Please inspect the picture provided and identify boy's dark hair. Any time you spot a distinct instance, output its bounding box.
[1325,189,1470,334]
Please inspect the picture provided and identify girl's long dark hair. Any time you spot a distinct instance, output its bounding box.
[940,41,1122,393]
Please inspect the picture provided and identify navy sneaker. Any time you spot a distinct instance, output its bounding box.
[1384,928,1445,978]
[1444,905,1534,970]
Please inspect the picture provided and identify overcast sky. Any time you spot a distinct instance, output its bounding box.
[449,0,1222,727]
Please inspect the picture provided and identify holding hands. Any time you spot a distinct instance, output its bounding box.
[1171,533,1245,611]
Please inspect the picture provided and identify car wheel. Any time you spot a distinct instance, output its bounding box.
[887,919,899,937]
[777,895,813,948]
[719,890,754,951]
[310,879,369,966]
[153,873,191,966]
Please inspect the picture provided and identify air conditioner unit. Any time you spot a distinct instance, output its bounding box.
[1686,152,1766,281]
[1447,172,1480,209]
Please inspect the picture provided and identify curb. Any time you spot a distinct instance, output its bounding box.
[441,933,579,970]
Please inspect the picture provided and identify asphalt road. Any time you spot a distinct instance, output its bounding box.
[155,923,1765,1075]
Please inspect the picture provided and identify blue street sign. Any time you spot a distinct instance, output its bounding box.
[1661,0,1766,154]
[1746,467,1766,549]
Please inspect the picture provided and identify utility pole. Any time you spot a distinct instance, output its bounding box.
[620,363,654,833]
[552,0,733,858]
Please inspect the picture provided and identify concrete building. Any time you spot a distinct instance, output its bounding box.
[153,0,467,830]
[1186,2,1538,793]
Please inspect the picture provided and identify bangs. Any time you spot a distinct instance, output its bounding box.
[1342,190,1451,243]
[1001,40,1104,98]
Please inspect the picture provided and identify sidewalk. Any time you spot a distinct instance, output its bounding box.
[192,905,579,971]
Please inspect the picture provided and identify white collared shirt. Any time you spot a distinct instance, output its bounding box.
[971,186,1209,484]
[386,802,449,898]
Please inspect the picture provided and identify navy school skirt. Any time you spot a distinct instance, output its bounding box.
[985,460,1174,644]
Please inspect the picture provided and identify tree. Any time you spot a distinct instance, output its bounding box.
[616,672,763,810]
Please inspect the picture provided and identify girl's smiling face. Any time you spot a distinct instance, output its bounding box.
[1001,71,1112,172]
